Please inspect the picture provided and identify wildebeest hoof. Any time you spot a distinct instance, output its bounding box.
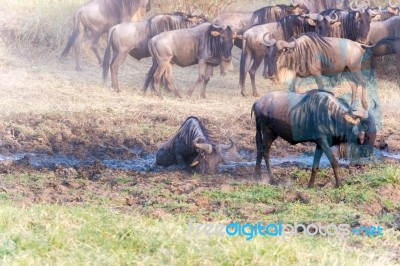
[253,92,260,97]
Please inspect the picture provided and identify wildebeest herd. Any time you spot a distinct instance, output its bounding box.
[60,0,400,188]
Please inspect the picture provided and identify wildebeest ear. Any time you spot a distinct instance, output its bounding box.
[355,12,360,20]
[344,113,361,125]
[190,159,199,167]
[307,18,316,26]
[387,6,399,15]
[210,31,221,36]
[371,15,381,21]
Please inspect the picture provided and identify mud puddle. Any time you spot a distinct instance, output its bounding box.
[0,148,399,173]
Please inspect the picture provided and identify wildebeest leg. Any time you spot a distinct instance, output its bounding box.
[110,50,129,92]
[164,64,182,98]
[262,56,268,79]
[369,55,377,80]
[263,128,277,184]
[308,145,323,188]
[249,56,263,97]
[153,64,168,99]
[318,139,341,188]
[239,43,252,96]
[74,27,85,71]
[187,61,206,97]
[91,32,103,66]
[200,65,213,99]
[314,75,325,90]
[352,71,369,111]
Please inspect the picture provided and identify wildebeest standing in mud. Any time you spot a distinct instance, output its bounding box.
[263,32,371,117]
[155,116,234,175]
[102,11,208,92]
[252,90,376,188]
[143,22,239,99]
[61,0,151,71]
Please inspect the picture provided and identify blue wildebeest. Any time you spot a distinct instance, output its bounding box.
[239,14,317,97]
[215,0,309,75]
[61,0,151,70]
[143,22,238,99]
[102,12,207,92]
[363,36,400,85]
[366,15,400,81]
[263,33,371,117]
[155,116,234,175]
[252,90,376,187]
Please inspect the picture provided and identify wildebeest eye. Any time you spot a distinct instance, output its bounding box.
[361,124,369,131]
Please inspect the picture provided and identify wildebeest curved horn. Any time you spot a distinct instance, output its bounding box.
[277,40,296,49]
[193,137,213,154]
[215,138,234,154]
[388,0,399,8]
[372,99,378,111]
[326,11,339,23]
[212,18,223,28]
[262,33,277,47]
[308,13,324,21]
[350,1,360,11]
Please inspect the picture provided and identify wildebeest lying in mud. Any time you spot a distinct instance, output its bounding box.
[154,116,234,175]
[252,90,377,188]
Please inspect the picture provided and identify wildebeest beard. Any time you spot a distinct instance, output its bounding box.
[146,12,205,37]
[205,26,231,59]
[279,15,317,40]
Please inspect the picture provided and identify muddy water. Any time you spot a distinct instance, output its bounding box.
[0,149,399,172]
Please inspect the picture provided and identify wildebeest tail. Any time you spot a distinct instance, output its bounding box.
[143,57,158,91]
[239,40,248,88]
[61,11,81,58]
[102,27,116,81]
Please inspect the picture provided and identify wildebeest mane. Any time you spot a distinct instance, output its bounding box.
[289,90,350,141]
[174,116,214,147]
[146,12,203,36]
[278,15,316,41]
[282,33,334,74]
[104,0,148,22]
[251,5,292,25]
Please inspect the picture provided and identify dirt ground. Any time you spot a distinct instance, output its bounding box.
[0,38,400,220]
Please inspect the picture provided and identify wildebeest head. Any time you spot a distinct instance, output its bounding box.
[287,0,310,15]
[262,34,296,80]
[190,137,234,175]
[307,1,381,43]
[388,0,400,15]
[208,21,235,60]
[342,109,377,161]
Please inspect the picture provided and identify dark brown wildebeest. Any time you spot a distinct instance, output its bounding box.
[215,0,309,75]
[310,2,382,43]
[155,116,234,175]
[143,22,238,99]
[239,14,317,97]
[263,33,371,117]
[102,12,207,92]
[363,36,400,85]
[252,90,376,187]
[61,0,151,71]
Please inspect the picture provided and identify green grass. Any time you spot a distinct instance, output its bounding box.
[0,204,399,266]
